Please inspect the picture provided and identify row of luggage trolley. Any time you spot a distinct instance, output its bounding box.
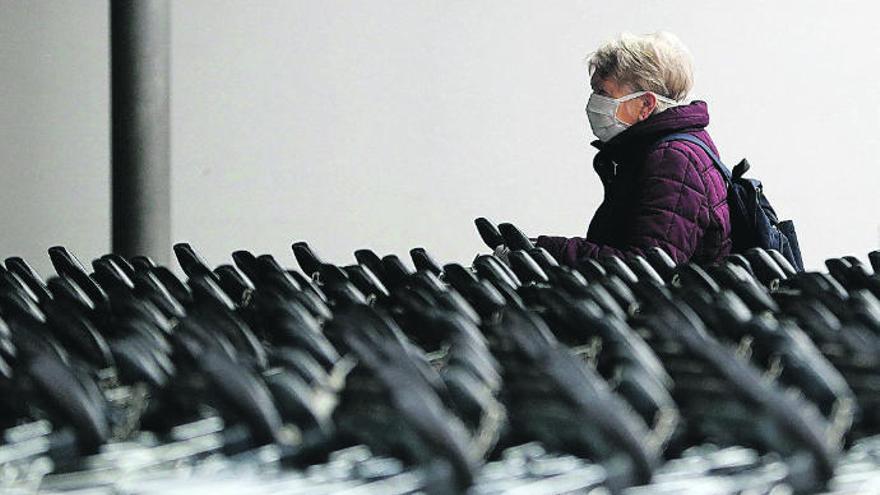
[3,218,880,494]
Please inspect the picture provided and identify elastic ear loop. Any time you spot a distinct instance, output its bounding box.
[616,91,678,105]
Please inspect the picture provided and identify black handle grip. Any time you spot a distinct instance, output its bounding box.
[508,251,549,285]
[767,249,797,278]
[47,276,95,313]
[47,246,109,312]
[48,245,87,275]
[173,243,213,279]
[410,247,442,275]
[474,217,504,249]
[343,264,389,298]
[600,254,639,285]
[151,266,193,305]
[5,257,52,303]
[626,255,665,286]
[101,254,136,280]
[381,254,411,289]
[354,249,387,284]
[527,248,558,271]
[824,258,852,287]
[129,255,157,273]
[318,263,350,285]
[744,247,787,287]
[473,254,521,289]
[231,250,262,283]
[498,223,534,250]
[291,242,322,277]
[869,250,880,275]
[214,265,254,305]
[131,270,186,319]
[645,247,678,282]
[92,258,135,291]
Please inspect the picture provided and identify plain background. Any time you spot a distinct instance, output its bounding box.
[2,0,878,276]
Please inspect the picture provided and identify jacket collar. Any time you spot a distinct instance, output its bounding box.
[591,100,711,157]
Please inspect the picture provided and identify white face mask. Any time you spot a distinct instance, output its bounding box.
[586,91,677,142]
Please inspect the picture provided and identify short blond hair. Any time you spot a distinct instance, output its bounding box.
[588,31,694,112]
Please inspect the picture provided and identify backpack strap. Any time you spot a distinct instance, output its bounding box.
[654,132,733,185]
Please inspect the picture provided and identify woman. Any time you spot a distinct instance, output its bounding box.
[535,32,732,267]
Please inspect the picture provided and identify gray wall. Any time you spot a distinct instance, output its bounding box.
[3,0,879,276]
[0,0,109,276]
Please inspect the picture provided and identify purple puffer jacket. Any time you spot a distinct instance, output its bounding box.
[537,100,732,266]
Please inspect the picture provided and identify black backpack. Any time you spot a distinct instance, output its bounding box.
[655,133,805,272]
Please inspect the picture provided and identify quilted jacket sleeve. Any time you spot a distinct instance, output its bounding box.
[536,143,709,266]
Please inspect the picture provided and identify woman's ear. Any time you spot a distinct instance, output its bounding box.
[639,93,657,121]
